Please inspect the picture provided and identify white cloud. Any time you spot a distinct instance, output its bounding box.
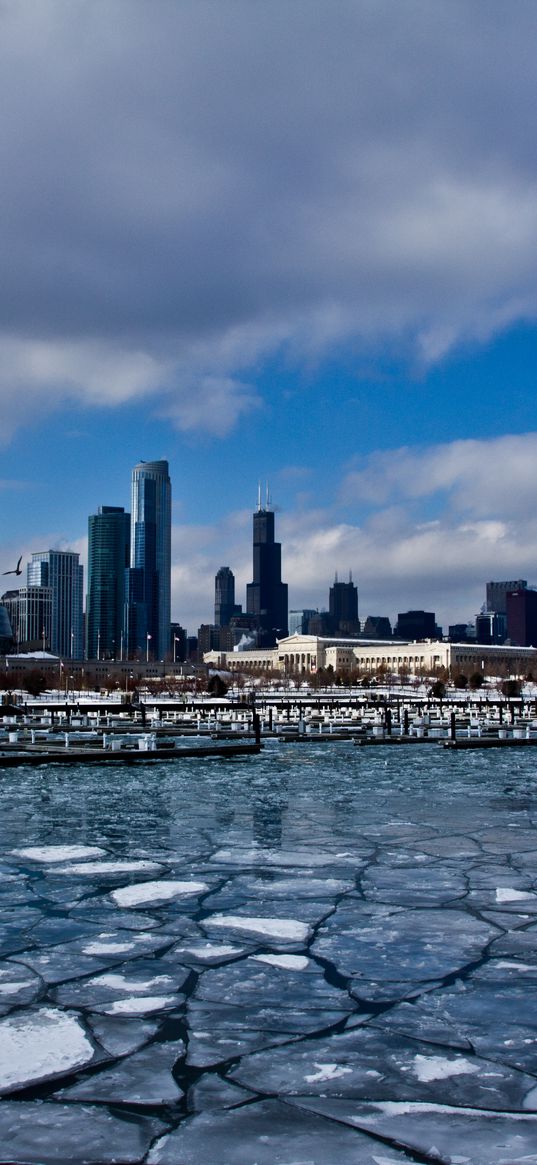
[340,433,537,520]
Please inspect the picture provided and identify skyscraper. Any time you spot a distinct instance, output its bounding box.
[246,489,288,647]
[329,572,359,635]
[27,551,83,657]
[86,506,130,659]
[214,566,238,627]
[127,460,171,660]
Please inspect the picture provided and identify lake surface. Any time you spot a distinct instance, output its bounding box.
[0,740,536,1163]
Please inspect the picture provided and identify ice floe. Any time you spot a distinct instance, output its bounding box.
[0,1007,96,1093]
[111,879,209,907]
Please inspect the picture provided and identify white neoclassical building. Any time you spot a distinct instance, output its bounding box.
[204,632,537,677]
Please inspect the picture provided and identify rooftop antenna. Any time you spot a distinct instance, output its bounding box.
[349,570,352,583]
[335,571,338,584]
[266,481,271,510]
[257,481,262,512]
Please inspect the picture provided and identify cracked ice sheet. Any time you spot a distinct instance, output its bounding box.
[313,903,497,992]
[0,1007,97,1094]
[360,864,467,907]
[0,1101,164,1164]
[289,1099,537,1165]
[55,1039,185,1105]
[146,1097,408,1164]
[8,929,174,984]
[193,957,352,1010]
[228,1025,537,1111]
[53,962,189,1007]
[186,996,365,1068]
[0,961,41,1012]
[375,974,537,1074]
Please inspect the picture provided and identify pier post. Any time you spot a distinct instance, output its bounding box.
[403,708,409,736]
[450,712,456,741]
[252,711,261,747]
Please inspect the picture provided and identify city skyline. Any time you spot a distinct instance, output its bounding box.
[1,3,537,633]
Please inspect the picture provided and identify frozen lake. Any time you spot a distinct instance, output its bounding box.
[0,740,536,1163]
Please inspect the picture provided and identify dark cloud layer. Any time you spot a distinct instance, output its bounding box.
[1,0,537,437]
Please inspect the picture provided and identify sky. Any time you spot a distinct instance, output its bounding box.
[1,0,537,637]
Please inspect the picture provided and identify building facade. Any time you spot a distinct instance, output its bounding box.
[86,506,130,660]
[506,588,537,647]
[127,460,171,660]
[27,551,83,658]
[1,586,52,651]
[204,633,537,679]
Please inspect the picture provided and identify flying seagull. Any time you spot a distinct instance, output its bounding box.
[3,555,23,576]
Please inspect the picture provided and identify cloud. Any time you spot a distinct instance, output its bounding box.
[1,1,537,437]
[340,432,537,519]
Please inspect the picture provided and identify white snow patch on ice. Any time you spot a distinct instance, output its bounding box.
[412,1055,481,1082]
[252,954,310,970]
[304,1062,353,1083]
[12,845,106,863]
[53,859,162,876]
[495,887,537,903]
[111,879,208,907]
[0,1007,94,1092]
[0,982,32,996]
[179,943,242,958]
[374,1101,537,1119]
[495,960,536,971]
[82,939,138,956]
[206,914,310,941]
[102,995,177,1015]
[92,973,175,993]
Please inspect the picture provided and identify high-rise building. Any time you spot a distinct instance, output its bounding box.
[486,579,527,614]
[506,588,537,647]
[329,573,359,636]
[127,460,171,660]
[27,551,83,657]
[86,506,130,660]
[214,567,239,627]
[1,586,52,651]
[394,610,436,641]
[246,490,288,647]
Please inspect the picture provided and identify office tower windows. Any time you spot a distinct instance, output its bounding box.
[127,460,171,660]
[246,492,288,647]
[27,551,83,657]
[214,567,238,627]
[86,506,130,659]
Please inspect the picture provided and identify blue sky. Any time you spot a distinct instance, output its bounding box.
[1,1,537,635]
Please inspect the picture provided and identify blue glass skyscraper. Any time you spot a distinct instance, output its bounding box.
[127,460,171,660]
[86,506,130,659]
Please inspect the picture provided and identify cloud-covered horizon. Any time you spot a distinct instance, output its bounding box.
[2,1,537,439]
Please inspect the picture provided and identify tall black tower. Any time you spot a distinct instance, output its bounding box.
[246,489,288,647]
[329,571,359,635]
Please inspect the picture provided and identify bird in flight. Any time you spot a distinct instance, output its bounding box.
[3,555,23,576]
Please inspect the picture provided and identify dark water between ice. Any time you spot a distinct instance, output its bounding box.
[0,740,536,1163]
